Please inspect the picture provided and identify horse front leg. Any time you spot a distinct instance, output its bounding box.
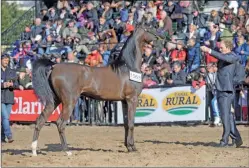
[126,97,137,152]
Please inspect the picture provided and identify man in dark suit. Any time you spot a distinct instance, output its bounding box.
[201,40,243,148]
[166,61,186,86]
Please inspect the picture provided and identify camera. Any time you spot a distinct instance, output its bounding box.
[165,72,172,80]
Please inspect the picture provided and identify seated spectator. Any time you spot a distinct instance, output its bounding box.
[192,73,206,90]
[166,61,186,86]
[153,55,171,75]
[220,7,233,28]
[113,15,125,41]
[65,51,79,63]
[48,7,59,22]
[170,40,186,66]
[157,67,169,85]
[21,26,31,41]
[84,46,103,67]
[100,29,118,51]
[30,18,43,43]
[208,10,221,25]
[143,76,157,88]
[99,45,111,66]
[62,20,78,39]
[157,10,173,37]
[144,66,159,84]
[97,17,110,35]
[17,67,32,89]
[142,43,156,66]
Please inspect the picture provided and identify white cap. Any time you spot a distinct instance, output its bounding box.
[34,35,42,41]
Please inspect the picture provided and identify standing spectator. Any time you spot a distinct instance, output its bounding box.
[187,38,201,73]
[233,35,249,66]
[1,54,22,143]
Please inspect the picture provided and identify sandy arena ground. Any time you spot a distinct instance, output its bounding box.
[1,124,249,167]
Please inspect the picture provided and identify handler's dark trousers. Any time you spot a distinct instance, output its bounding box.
[217,91,241,144]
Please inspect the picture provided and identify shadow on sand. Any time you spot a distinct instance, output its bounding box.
[2,143,126,156]
[141,140,249,148]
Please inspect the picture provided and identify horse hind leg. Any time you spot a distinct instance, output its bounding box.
[31,100,59,156]
[56,101,76,156]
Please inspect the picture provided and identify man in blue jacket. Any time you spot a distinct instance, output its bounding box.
[201,40,243,148]
[233,35,249,67]
[1,54,22,143]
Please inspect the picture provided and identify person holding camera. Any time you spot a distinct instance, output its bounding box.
[201,40,243,148]
[166,61,187,86]
[1,54,22,143]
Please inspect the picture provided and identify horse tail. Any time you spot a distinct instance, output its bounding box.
[32,58,55,106]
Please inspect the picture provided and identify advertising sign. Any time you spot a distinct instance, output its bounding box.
[10,90,61,122]
[117,86,206,124]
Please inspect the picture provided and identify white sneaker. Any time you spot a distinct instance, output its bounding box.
[214,117,221,126]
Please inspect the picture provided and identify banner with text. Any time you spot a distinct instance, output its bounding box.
[10,90,61,122]
[117,86,206,124]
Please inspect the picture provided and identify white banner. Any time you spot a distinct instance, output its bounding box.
[117,86,206,124]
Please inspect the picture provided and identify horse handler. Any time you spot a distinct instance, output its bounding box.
[201,40,243,148]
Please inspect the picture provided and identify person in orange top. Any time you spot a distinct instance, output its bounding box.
[170,40,187,64]
[192,73,206,90]
[84,46,103,67]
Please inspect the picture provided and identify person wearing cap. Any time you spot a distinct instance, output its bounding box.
[1,54,22,143]
[84,46,103,67]
[39,6,49,22]
[17,67,31,90]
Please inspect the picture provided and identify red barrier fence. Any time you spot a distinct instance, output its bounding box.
[10,90,62,122]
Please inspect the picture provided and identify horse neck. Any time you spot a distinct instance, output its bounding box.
[133,32,145,73]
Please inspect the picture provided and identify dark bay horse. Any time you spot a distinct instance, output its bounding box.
[31,26,160,156]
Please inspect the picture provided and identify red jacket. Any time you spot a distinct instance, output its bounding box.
[205,52,218,64]
[192,80,206,88]
[170,49,187,62]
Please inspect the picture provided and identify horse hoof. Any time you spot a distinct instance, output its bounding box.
[66,151,72,156]
[32,150,37,156]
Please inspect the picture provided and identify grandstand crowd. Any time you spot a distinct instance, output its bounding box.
[2,0,249,124]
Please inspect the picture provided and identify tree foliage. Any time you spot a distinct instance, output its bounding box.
[1,1,26,32]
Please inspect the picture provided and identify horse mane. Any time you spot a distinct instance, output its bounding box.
[110,29,139,72]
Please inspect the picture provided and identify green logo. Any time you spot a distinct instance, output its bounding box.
[135,94,157,117]
[162,91,201,115]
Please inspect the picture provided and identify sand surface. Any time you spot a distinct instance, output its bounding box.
[1,125,249,167]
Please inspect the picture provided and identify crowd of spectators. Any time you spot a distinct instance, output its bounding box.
[2,0,249,123]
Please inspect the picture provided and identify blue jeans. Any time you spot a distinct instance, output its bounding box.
[73,98,83,121]
[1,103,13,140]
